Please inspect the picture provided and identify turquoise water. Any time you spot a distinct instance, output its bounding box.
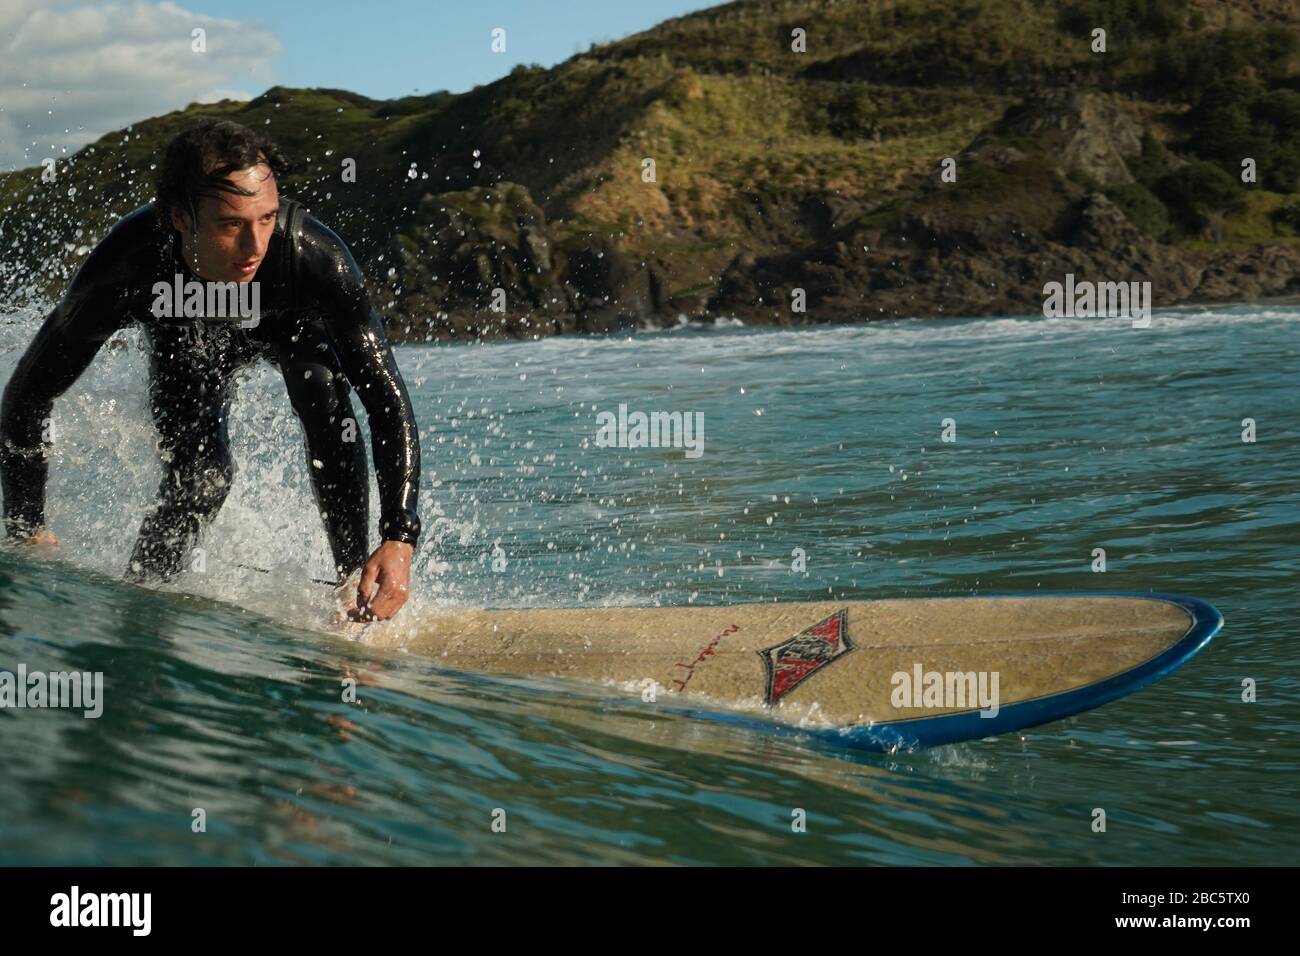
[1,306,1297,865]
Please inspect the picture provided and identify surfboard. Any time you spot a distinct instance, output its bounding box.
[368,593,1223,753]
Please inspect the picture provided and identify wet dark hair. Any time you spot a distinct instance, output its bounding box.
[155,118,289,229]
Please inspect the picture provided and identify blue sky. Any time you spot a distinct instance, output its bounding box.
[201,0,720,99]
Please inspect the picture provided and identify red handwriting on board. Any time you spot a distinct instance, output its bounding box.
[671,624,741,692]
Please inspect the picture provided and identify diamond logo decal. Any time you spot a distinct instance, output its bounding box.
[757,608,853,705]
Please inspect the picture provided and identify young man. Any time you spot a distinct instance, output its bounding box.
[0,119,420,621]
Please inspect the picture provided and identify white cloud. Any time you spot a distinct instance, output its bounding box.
[0,0,281,170]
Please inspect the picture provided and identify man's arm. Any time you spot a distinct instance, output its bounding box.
[1,250,131,538]
[298,216,422,617]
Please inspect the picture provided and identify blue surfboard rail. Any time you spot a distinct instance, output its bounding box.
[644,592,1224,754]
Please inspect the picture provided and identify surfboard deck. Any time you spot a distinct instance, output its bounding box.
[366,592,1223,752]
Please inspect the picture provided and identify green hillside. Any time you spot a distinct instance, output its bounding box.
[3,0,1300,338]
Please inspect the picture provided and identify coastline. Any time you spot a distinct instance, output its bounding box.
[383,289,1300,344]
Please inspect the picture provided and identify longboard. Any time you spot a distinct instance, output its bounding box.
[368,593,1223,753]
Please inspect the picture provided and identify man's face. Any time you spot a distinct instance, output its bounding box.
[170,163,279,283]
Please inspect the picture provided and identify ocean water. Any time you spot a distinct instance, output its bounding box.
[0,306,1296,865]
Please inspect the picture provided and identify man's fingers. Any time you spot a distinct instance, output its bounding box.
[350,542,414,621]
[365,576,409,621]
[357,561,380,610]
[361,574,395,621]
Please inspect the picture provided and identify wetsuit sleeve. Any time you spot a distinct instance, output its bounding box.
[298,217,422,547]
[0,245,131,536]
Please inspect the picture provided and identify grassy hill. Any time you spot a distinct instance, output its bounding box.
[4,0,1300,338]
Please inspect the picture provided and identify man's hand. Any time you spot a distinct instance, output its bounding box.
[23,527,60,548]
[351,540,413,621]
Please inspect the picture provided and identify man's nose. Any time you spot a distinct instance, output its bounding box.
[241,227,265,257]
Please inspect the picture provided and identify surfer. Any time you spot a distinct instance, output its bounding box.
[0,119,420,621]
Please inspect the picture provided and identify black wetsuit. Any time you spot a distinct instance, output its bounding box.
[0,199,421,582]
